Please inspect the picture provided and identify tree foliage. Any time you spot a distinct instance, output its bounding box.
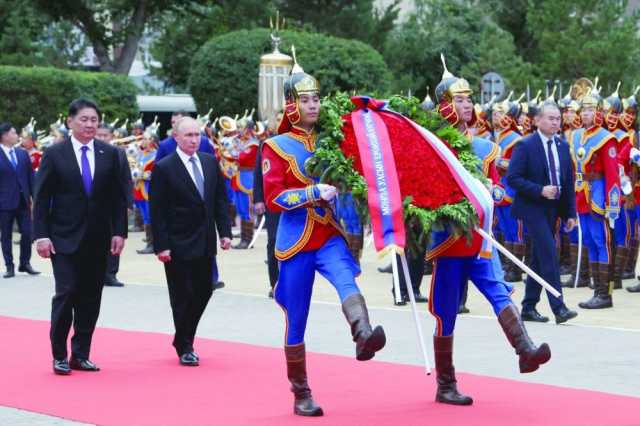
[32,0,213,74]
[189,29,392,115]
[0,66,138,129]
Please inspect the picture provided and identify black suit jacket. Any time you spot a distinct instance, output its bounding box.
[0,147,33,210]
[33,138,128,254]
[507,131,576,222]
[253,143,265,204]
[149,151,231,260]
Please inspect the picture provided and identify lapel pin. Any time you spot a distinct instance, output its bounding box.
[99,150,104,154]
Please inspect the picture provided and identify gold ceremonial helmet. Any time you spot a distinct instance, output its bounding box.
[578,77,601,108]
[434,53,472,103]
[602,81,623,113]
[218,116,237,134]
[284,45,319,101]
[623,85,640,112]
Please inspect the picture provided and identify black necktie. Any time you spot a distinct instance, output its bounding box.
[547,138,559,198]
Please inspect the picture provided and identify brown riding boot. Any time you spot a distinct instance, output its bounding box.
[232,220,254,249]
[342,294,386,361]
[559,234,572,275]
[434,335,473,405]
[228,204,237,227]
[562,245,590,287]
[612,246,629,289]
[505,242,525,282]
[503,242,521,282]
[579,263,613,309]
[623,239,638,279]
[284,344,323,417]
[345,233,364,264]
[136,224,154,254]
[498,304,551,373]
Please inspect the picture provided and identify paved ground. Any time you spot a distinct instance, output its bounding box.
[1,230,639,424]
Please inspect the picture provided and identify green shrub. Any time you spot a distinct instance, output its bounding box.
[189,28,392,115]
[0,66,138,129]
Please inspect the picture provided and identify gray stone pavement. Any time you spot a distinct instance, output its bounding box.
[1,231,639,423]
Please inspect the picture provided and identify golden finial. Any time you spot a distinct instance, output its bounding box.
[533,90,542,103]
[612,81,621,97]
[633,85,640,96]
[516,92,526,103]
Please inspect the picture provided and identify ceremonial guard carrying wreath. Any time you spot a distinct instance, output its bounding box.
[425,59,552,406]
[569,82,621,309]
[261,51,386,417]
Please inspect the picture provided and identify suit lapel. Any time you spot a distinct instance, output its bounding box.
[0,148,15,172]
[172,152,202,202]
[92,140,107,198]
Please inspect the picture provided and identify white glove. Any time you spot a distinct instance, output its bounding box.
[630,147,640,165]
[317,184,337,201]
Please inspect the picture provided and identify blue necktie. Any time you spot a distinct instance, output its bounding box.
[80,146,92,195]
[189,156,205,199]
[547,138,560,199]
[9,148,17,169]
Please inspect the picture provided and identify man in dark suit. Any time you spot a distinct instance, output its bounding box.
[150,117,232,366]
[96,122,133,287]
[33,99,128,375]
[253,141,280,298]
[154,110,224,291]
[0,123,39,278]
[507,101,578,324]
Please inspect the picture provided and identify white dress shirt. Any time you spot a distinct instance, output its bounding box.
[71,136,95,178]
[176,147,204,186]
[538,130,561,190]
[0,144,17,166]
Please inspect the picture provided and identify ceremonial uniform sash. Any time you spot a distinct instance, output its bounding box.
[266,134,344,259]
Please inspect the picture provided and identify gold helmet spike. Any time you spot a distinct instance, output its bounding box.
[248,108,255,120]
[516,92,526,104]
[110,118,120,128]
[545,85,557,102]
[440,53,455,80]
[533,90,542,104]
[211,117,219,129]
[633,85,640,97]
[234,114,239,121]
[291,45,304,74]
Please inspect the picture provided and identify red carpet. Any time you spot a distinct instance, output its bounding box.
[0,315,637,426]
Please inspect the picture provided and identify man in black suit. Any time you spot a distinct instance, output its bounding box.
[0,123,39,278]
[150,117,232,366]
[507,101,578,324]
[253,142,280,298]
[33,99,128,375]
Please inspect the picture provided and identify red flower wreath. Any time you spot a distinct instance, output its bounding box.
[339,112,465,209]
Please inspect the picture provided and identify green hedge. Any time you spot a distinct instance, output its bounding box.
[189,29,392,115]
[0,66,138,129]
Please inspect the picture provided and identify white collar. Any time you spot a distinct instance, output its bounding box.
[0,144,14,154]
[71,136,94,152]
[537,130,555,144]
[176,147,198,164]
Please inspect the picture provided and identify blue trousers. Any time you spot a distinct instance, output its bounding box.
[134,200,150,225]
[496,205,525,243]
[225,178,234,206]
[274,236,360,345]
[521,206,566,314]
[614,208,636,247]
[580,213,611,264]
[429,255,513,337]
[233,190,251,221]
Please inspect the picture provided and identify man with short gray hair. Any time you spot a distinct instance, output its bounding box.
[507,101,578,324]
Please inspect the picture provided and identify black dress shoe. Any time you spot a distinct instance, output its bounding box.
[18,263,40,275]
[179,352,199,366]
[412,293,428,303]
[69,358,100,371]
[377,263,392,274]
[104,274,125,287]
[521,309,549,323]
[3,265,14,278]
[394,299,407,306]
[554,307,578,324]
[458,305,470,314]
[212,281,225,291]
[53,359,71,375]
